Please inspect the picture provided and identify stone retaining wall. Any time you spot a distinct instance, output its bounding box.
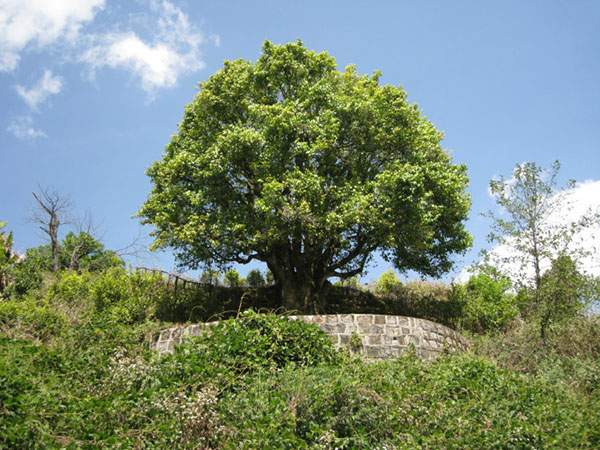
[152,314,468,360]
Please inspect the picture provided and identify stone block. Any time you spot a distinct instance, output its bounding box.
[343,324,357,334]
[339,314,354,323]
[418,349,439,361]
[320,323,334,334]
[368,324,384,334]
[425,339,440,350]
[383,347,404,358]
[373,315,386,325]
[324,315,339,324]
[406,335,420,346]
[357,322,372,333]
[388,335,405,346]
[159,329,172,341]
[397,317,410,327]
[364,346,383,358]
[385,325,401,336]
[321,323,345,334]
[171,328,183,339]
[385,316,397,324]
[367,335,382,345]
[356,315,373,325]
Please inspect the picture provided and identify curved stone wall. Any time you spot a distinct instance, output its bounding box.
[152,314,469,360]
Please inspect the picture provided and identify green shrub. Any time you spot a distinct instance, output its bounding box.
[166,311,340,387]
[452,272,518,333]
[45,270,93,305]
[374,269,402,297]
[7,247,50,298]
[59,231,124,272]
[220,353,599,449]
[0,300,67,341]
[472,316,600,396]
[41,268,168,325]
[537,255,589,339]
[0,338,71,448]
[87,268,166,324]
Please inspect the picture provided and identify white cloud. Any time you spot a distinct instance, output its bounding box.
[81,1,207,92]
[0,0,105,71]
[15,69,63,110]
[458,180,600,283]
[6,116,46,140]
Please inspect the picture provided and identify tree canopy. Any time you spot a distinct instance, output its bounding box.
[140,41,472,310]
[485,161,598,289]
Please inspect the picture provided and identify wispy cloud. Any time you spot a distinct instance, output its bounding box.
[6,116,46,140]
[0,0,105,72]
[81,1,208,93]
[15,70,63,110]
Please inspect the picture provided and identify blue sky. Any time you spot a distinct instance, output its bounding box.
[1,0,599,282]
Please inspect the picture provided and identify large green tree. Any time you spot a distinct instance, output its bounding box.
[140,41,472,311]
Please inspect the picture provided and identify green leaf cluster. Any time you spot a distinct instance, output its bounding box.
[452,271,519,333]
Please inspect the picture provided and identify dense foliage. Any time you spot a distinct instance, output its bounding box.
[451,271,518,333]
[1,311,598,447]
[222,354,599,449]
[0,260,598,448]
[140,40,472,310]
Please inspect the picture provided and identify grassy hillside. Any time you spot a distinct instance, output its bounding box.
[1,269,599,448]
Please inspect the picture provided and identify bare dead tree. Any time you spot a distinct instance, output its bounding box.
[114,227,152,264]
[30,187,71,272]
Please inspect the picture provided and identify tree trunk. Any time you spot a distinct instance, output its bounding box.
[51,237,60,272]
[266,255,328,314]
[279,276,326,314]
[50,215,60,272]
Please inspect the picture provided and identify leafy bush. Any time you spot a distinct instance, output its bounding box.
[1,303,599,448]
[59,231,124,272]
[45,270,93,305]
[374,269,402,296]
[43,268,171,325]
[0,338,70,448]
[89,268,166,324]
[537,255,590,340]
[452,272,519,333]
[220,353,600,448]
[0,300,67,341]
[7,246,50,298]
[472,316,600,396]
[166,311,340,387]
